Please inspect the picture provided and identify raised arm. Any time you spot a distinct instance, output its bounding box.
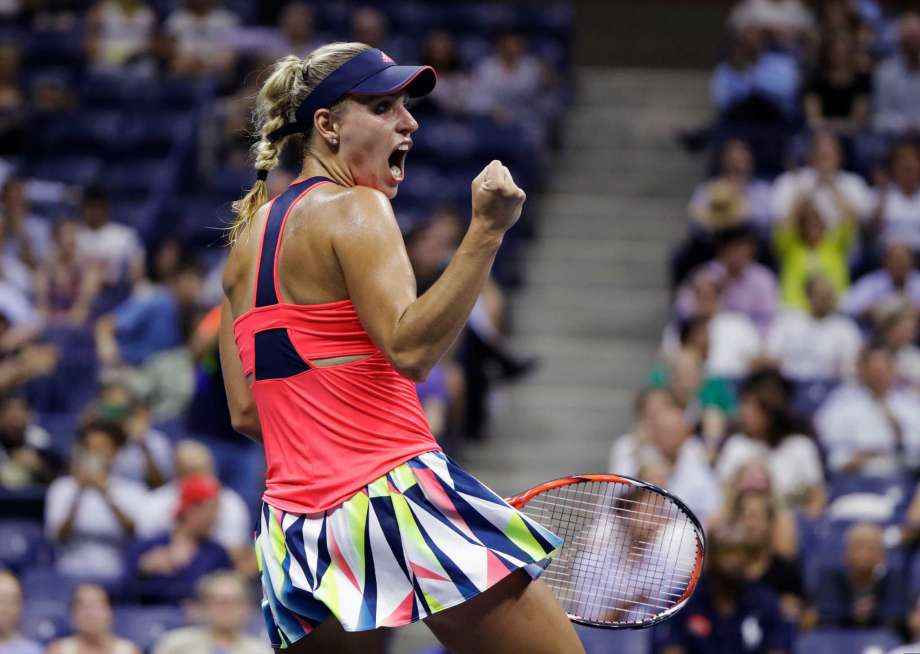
[334,160,525,381]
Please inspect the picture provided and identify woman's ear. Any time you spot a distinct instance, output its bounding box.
[313,108,340,148]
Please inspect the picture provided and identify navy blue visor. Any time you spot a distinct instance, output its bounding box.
[268,48,436,142]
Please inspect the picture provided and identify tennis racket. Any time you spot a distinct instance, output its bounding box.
[507,473,705,629]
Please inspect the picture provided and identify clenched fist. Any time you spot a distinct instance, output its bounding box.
[471,160,526,234]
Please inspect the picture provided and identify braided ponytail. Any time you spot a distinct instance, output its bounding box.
[227,43,371,245]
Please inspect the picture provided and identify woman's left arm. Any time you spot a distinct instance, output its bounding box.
[218,296,262,442]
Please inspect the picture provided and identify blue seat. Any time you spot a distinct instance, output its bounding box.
[80,73,157,109]
[22,599,70,645]
[20,569,77,603]
[0,520,47,572]
[37,411,79,456]
[520,4,575,39]
[413,120,477,164]
[447,4,517,33]
[578,624,650,654]
[795,628,902,654]
[456,34,493,67]
[102,158,173,200]
[23,29,83,69]
[40,110,124,155]
[119,112,193,157]
[793,378,839,418]
[155,77,215,109]
[114,605,186,653]
[32,156,103,187]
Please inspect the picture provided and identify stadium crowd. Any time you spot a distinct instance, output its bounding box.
[0,0,570,651]
[592,1,920,653]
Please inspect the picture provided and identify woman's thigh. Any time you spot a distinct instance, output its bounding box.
[424,570,585,654]
[279,618,389,654]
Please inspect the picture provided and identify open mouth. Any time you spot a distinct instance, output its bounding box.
[388,144,409,182]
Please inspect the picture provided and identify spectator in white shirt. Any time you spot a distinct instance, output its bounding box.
[668,267,763,377]
[872,13,920,137]
[164,0,239,77]
[138,439,252,572]
[771,130,874,227]
[256,2,318,60]
[1,176,51,268]
[0,571,41,654]
[611,389,722,524]
[717,371,825,514]
[766,273,863,381]
[872,141,920,250]
[610,387,686,477]
[75,186,144,287]
[85,0,156,74]
[45,419,148,581]
[842,242,920,320]
[815,342,920,477]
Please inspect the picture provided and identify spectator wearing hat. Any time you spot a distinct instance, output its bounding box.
[125,473,232,604]
[153,570,271,654]
[0,571,41,654]
[137,440,251,571]
[773,192,856,310]
[689,140,773,231]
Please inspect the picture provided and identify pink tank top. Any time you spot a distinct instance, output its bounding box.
[232,177,439,513]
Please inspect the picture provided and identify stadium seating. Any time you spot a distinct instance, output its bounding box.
[794,628,903,654]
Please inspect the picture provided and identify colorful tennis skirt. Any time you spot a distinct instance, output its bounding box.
[255,450,561,648]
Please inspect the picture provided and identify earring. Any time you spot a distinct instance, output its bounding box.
[329,137,338,146]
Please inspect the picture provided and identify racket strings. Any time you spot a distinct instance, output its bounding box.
[521,480,701,627]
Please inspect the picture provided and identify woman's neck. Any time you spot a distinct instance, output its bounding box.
[301,151,353,188]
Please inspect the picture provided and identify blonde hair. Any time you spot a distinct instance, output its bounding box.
[227,42,370,244]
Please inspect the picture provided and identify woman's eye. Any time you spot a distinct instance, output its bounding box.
[375,101,391,114]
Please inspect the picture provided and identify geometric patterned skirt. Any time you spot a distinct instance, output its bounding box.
[255,450,561,649]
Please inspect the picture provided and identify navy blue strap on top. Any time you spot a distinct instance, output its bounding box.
[254,176,332,308]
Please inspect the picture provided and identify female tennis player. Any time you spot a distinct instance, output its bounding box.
[218,42,585,653]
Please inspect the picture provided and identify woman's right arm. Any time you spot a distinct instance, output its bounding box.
[333,161,525,381]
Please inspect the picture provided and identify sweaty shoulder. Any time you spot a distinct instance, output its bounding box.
[310,184,397,234]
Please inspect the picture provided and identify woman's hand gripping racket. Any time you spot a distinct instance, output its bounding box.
[507,474,705,629]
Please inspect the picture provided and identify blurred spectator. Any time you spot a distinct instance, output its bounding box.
[0,570,41,654]
[85,0,156,74]
[418,30,470,116]
[871,141,920,250]
[733,490,806,621]
[468,32,555,147]
[350,6,410,64]
[667,269,762,378]
[841,242,920,320]
[889,596,920,654]
[125,473,232,604]
[773,193,856,309]
[45,419,147,581]
[873,13,920,137]
[771,130,873,227]
[652,522,792,654]
[765,273,863,381]
[258,2,318,59]
[804,32,871,137]
[716,372,825,515]
[46,583,140,654]
[34,219,103,327]
[153,570,270,654]
[1,177,51,269]
[75,186,145,288]
[648,347,735,450]
[815,343,920,476]
[94,257,200,419]
[164,0,239,78]
[138,439,251,569]
[688,139,773,231]
[609,387,674,475]
[0,393,59,487]
[874,297,920,387]
[416,361,449,442]
[92,381,173,488]
[675,225,779,331]
[0,322,58,395]
[814,523,905,629]
[0,45,25,156]
[722,460,800,559]
[711,26,800,123]
[729,0,816,49]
